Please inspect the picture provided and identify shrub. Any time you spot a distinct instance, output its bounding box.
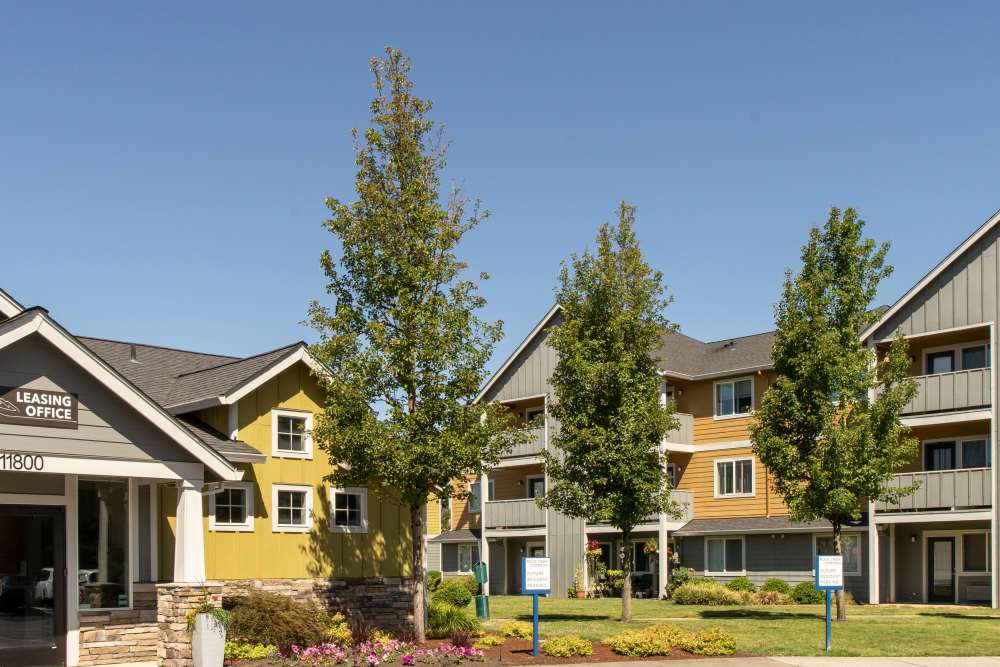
[670,566,695,588]
[450,629,475,648]
[679,628,737,656]
[744,590,791,605]
[500,620,534,639]
[225,591,330,653]
[672,581,743,605]
[543,635,593,657]
[371,629,395,645]
[459,575,480,595]
[427,570,443,592]
[474,634,505,648]
[792,582,826,604]
[224,641,277,660]
[427,601,481,639]
[432,580,473,608]
[725,576,756,592]
[604,625,686,656]
[760,578,792,595]
[325,612,352,646]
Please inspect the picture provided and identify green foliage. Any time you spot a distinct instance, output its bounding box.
[604,625,687,656]
[458,575,479,596]
[669,566,695,588]
[671,581,744,606]
[543,635,593,657]
[473,634,505,648]
[185,605,229,634]
[543,202,680,620]
[760,578,792,595]
[224,641,277,660]
[745,590,791,605]
[427,601,481,639]
[725,576,757,592]
[224,592,331,653]
[792,582,827,604]
[500,620,534,639]
[751,207,919,621]
[432,580,473,608]
[427,570,443,592]
[326,612,353,646]
[680,628,737,656]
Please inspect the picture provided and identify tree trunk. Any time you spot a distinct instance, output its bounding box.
[833,522,846,622]
[410,505,426,641]
[621,529,632,623]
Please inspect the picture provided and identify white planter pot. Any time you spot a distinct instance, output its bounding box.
[192,612,226,667]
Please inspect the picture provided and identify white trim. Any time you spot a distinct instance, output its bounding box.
[874,510,993,524]
[876,322,995,344]
[476,305,561,404]
[659,363,774,382]
[861,208,1000,341]
[704,535,746,575]
[228,404,239,440]
[664,439,755,454]
[494,456,544,469]
[713,455,755,498]
[0,312,240,481]
[712,376,755,419]
[901,409,992,427]
[208,481,255,532]
[128,477,137,608]
[0,453,204,481]
[327,486,369,534]
[65,474,79,666]
[812,532,863,576]
[149,483,158,582]
[271,483,313,533]
[0,289,24,318]
[271,408,314,459]
[921,340,990,374]
[484,527,546,538]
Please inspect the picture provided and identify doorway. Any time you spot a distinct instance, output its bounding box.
[927,536,955,603]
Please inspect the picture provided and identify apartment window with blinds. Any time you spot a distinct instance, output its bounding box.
[714,377,753,417]
[715,457,754,497]
[706,537,744,574]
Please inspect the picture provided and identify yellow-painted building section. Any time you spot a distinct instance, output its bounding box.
[158,361,411,580]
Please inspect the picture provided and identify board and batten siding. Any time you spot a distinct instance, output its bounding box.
[481,318,560,404]
[676,446,788,518]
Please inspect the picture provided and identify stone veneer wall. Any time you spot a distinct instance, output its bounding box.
[222,577,416,634]
[78,585,158,666]
[157,582,223,667]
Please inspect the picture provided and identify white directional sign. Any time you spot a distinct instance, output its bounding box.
[522,557,551,594]
[816,555,844,590]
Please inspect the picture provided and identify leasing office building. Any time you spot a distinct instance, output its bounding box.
[0,290,412,667]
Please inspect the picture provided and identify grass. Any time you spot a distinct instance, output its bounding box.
[483,595,1000,656]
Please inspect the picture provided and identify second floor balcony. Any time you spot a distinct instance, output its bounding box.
[504,425,545,458]
[901,367,991,416]
[664,412,694,447]
[485,498,545,529]
[873,468,992,513]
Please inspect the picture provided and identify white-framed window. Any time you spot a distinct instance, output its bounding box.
[714,377,754,418]
[526,475,546,498]
[271,484,313,533]
[666,463,678,488]
[814,533,861,576]
[923,436,992,471]
[714,457,754,498]
[467,479,495,512]
[525,406,545,427]
[271,409,313,459]
[328,486,368,533]
[458,543,478,572]
[923,341,990,375]
[527,542,546,558]
[208,482,254,532]
[961,531,992,574]
[706,536,744,574]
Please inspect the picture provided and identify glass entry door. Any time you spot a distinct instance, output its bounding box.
[0,505,65,666]
[927,537,955,603]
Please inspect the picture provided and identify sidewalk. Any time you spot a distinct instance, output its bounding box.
[566,659,1000,667]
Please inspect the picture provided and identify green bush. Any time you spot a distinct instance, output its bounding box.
[725,576,756,592]
[427,570,443,592]
[760,578,792,595]
[680,628,737,656]
[225,592,331,654]
[473,634,505,648]
[543,635,593,657]
[427,601,481,639]
[744,590,791,605]
[431,580,473,608]
[672,581,743,605]
[224,641,277,660]
[500,620,534,639]
[792,582,826,604]
[669,566,695,588]
[459,574,480,595]
[605,625,686,656]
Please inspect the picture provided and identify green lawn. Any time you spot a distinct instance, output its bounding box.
[483,595,1000,656]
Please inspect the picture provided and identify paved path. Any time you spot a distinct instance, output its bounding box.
[567,659,1000,667]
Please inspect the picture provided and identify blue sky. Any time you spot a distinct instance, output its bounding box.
[3,2,999,370]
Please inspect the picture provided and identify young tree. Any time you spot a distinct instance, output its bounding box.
[308,48,524,641]
[751,207,918,621]
[543,202,680,623]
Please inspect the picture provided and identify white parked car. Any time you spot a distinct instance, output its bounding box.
[35,568,54,601]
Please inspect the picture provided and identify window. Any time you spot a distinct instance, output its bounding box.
[440,496,451,532]
[962,345,989,370]
[962,439,990,469]
[329,487,368,533]
[926,351,955,374]
[925,441,956,471]
[209,482,254,532]
[815,534,861,576]
[714,377,753,417]
[924,342,991,374]
[706,537,743,573]
[78,480,129,609]
[666,463,678,488]
[962,533,991,573]
[271,484,312,532]
[527,544,546,558]
[458,544,479,572]
[527,476,545,498]
[271,409,313,459]
[924,438,991,471]
[525,406,545,427]
[715,458,754,497]
[467,480,495,512]
[631,542,652,573]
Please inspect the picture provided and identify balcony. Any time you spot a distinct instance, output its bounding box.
[504,425,545,458]
[485,498,546,529]
[589,489,694,527]
[901,368,991,416]
[873,468,992,513]
[664,413,694,446]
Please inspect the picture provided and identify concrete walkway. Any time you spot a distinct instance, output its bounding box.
[569,659,1000,667]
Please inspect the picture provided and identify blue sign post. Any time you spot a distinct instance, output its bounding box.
[521,556,551,657]
[815,555,844,654]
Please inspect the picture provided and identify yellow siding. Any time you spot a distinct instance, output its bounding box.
[453,476,480,530]
[426,494,442,536]
[675,446,787,518]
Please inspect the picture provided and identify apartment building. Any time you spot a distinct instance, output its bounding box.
[0,290,412,667]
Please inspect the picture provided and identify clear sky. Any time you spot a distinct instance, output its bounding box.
[3,2,999,370]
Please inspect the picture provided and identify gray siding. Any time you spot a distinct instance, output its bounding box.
[482,319,559,403]
[547,508,585,598]
[137,485,151,582]
[426,542,442,572]
[440,542,479,574]
[488,541,506,595]
[892,520,991,603]
[0,335,197,463]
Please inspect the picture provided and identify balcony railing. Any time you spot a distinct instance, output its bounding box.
[485,498,546,529]
[588,489,694,527]
[901,368,991,416]
[664,413,694,446]
[503,425,545,458]
[874,468,992,512]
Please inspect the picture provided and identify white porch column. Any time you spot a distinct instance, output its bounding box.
[479,472,489,598]
[658,515,669,599]
[173,477,206,583]
[868,520,879,604]
[65,474,80,667]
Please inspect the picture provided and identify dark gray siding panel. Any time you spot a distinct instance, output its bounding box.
[489,541,506,595]
[746,533,812,571]
[548,508,585,599]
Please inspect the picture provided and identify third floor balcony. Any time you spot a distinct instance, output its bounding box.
[901,367,991,417]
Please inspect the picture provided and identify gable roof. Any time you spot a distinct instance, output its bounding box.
[861,208,1000,342]
[0,289,25,320]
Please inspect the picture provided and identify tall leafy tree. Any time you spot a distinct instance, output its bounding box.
[751,207,918,621]
[543,202,679,623]
[308,48,523,641]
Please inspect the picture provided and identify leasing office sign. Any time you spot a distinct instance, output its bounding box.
[0,386,78,429]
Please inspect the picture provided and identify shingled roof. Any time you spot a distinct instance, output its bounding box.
[656,329,775,379]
